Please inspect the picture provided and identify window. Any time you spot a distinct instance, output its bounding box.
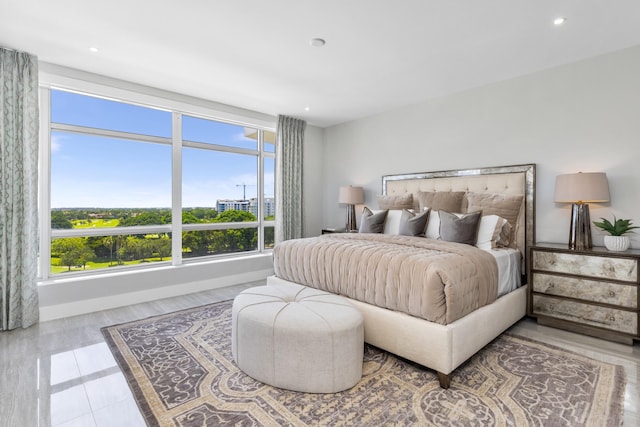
[41,88,275,278]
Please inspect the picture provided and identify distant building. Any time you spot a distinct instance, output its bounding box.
[248,197,275,217]
[216,199,250,213]
[216,197,275,217]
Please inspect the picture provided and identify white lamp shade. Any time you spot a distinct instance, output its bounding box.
[339,186,364,204]
[554,172,610,203]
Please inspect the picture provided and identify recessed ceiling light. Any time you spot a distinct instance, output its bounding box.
[553,17,567,26]
[304,107,310,111]
[89,47,99,53]
[310,38,326,47]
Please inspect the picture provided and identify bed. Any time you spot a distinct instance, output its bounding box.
[269,164,536,388]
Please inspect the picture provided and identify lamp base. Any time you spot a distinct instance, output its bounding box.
[345,204,358,232]
[568,203,592,251]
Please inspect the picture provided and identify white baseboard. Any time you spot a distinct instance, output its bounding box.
[39,268,273,321]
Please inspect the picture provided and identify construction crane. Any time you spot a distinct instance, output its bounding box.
[236,183,255,200]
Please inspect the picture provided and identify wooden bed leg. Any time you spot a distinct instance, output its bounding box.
[437,372,451,389]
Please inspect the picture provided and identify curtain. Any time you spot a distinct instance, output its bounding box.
[275,115,306,243]
[0,48,39,330]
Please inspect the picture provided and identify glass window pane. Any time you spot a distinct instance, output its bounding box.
[264,226,275,249]
[182,228,258,258]
[182,147,257,224]
[51,90,171,138]
[50,234,171,274]
[182,116,257,150]
[51,132,172,224]
[264,157,275,220]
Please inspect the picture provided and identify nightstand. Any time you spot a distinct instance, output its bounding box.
[528,243,640,344]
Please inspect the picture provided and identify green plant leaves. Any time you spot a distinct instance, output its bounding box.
[593,216,639,236]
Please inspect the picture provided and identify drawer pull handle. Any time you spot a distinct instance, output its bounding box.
[609,291,616,298]
[609,315,616,322]
[548,282,555,289]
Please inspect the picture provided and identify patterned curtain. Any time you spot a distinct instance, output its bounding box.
[0,48,39,330]
[275,115,306,243]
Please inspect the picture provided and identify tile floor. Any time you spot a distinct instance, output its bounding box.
[0,281,638,426]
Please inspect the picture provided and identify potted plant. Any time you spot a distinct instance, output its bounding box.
[593,216,639,251]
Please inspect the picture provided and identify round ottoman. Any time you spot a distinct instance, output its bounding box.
[231,282,364,393]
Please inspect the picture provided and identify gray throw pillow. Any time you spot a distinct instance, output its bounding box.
[359,207,388,233]
[399,209,430,237]
[439,210,482,245]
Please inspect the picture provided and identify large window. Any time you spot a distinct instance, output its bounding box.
[41,88,275,278]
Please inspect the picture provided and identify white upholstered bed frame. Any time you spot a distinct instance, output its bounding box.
[269,164,536,388]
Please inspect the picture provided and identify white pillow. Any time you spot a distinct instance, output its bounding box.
[382,209,404,235]
[425,210,441,239]
[476,215,511,250]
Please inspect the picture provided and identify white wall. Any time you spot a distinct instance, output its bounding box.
[322,45,640,249]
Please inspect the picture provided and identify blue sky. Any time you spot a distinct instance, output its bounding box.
[50,90,274,208]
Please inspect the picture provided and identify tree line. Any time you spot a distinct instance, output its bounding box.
[50,208,274,272]
[51,207,218,229]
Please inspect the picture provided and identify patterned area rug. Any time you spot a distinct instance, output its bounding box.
[102,300,625,427]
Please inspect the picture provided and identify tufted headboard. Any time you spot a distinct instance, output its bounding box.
[382,164,536,280]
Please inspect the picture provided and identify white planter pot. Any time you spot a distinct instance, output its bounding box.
[603,235,630,252]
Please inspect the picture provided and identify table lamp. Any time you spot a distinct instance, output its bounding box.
[554,172,609,250]
[339,186,364,232]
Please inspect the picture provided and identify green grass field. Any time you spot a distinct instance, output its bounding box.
[50,256,171,274]
[71,219,120,228]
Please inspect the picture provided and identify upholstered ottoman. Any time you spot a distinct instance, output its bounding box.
[231,282,364,393]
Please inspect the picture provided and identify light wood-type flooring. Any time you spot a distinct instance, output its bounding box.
[1,281,638,426]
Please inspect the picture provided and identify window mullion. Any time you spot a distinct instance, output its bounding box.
[172,112,183,266]
[51,225,172,238]
[182,139,257,156]
[257,130,264,251]
[50,123,172,146]
[39,87,52,280]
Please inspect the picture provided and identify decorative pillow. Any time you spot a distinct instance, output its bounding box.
[439,210,482,245]
[377,193,414,210]
[399,208,430,237]
[417,191,465,213]
[382,209,403,234]
[497,221,512,247]
[475,215,512,250]
[359,207,388,233]
[466,192,523,230]
[425,210,441,239]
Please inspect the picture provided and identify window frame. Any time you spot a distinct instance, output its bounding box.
[38,77,276,281]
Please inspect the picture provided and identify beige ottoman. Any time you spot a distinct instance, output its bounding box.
[231,281,364,393]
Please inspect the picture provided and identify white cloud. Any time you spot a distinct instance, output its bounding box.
[50,133,65,152]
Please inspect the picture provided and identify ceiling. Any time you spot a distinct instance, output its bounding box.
[2,1,640,128]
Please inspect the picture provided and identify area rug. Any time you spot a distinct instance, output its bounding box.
[102,300,625,427]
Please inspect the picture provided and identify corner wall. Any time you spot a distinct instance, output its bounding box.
[322,45,640,248]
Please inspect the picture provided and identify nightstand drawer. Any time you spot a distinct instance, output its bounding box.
[532,251,638,282]
[532,295,638,335]
[532,273,637,309]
